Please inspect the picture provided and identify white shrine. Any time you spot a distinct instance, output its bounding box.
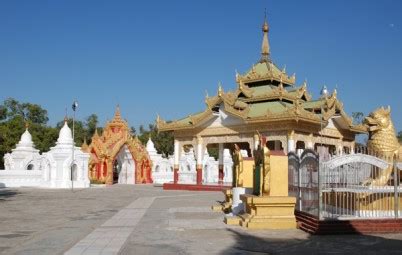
[146,138,234,185]
[0,120,90,188]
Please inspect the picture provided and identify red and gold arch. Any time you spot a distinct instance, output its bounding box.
[82,107,152,184]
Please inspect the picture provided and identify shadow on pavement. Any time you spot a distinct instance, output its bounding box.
[220,228,402,255]
[0,188,19,201]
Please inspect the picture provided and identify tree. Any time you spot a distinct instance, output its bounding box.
[398,131,402,143]
[84,114,98,143]
[351,112,364,125]
[136,123,174,157]
[3,97,49,124]
[0,105,7,121]
[0,98,53,168]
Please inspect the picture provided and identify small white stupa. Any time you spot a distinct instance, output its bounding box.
[146,137,174,184]
[44,117,90,188]
[4,123,41,170]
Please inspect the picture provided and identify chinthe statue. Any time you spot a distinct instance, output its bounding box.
[363,106,400,186]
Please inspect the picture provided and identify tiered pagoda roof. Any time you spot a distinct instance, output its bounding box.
[157,18,366,135]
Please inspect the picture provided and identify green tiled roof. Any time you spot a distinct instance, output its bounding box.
[303,99,324,109]
[247,101,292,118]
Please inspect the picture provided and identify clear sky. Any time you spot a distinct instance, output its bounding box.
[1,0,401,132]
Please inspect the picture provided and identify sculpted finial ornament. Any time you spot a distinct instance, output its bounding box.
[218,82,223,97]
[302,79,307,88]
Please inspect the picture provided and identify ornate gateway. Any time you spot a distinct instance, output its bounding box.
[83,107,152,185]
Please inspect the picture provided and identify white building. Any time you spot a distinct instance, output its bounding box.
[146,138,234,185]
[0,120,90,188]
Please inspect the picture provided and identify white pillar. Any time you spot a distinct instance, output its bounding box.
[196,137,203,165]
[306,134,314,149]
[218,143,224,165]
[287,130,295,153]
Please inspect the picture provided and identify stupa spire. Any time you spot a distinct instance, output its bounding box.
[114,105,122,120]
[260,10,270,63]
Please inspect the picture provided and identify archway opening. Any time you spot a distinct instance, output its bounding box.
[26,163,34,170]
[266,140,283,151]
[113,145,135,184]
[71,164,78,181]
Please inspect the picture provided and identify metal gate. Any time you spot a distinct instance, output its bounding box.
[289,151,402,220]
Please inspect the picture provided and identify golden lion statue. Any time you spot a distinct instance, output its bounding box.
[363,106,400,186]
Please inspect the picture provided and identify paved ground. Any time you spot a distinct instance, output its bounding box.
[1,185,402,255]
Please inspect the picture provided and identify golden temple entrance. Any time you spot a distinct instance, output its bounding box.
[83,107,152,185]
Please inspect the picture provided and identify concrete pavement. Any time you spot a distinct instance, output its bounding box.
[1,185,402,255]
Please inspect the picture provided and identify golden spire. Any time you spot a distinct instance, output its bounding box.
[260,10,270,63]
[81,137,89,151]
[114,105,122,120]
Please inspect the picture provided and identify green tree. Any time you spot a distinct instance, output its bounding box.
[398,131,402,143]
[137,123,174,157]
[0,98,54,168]
[84,114,98,143]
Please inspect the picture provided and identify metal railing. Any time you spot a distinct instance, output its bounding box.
[288,149,401,220]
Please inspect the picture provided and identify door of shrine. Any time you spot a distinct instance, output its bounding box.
[113,145,136,184]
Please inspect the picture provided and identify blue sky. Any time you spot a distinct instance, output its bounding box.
[1,0,401,132]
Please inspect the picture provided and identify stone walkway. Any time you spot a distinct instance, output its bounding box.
[1,185,402,255]
[65,197,156,255]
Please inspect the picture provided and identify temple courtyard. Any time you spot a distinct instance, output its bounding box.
[0,185,401,255]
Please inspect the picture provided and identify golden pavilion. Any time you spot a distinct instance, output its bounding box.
[157,18,366,185]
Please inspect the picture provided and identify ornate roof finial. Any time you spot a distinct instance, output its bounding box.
[218,82,223,97]
[303,79,307,88]
[25,121,29,130]
[205,90,209,99]
[320,85,328,98]
[260,9,270,63]
[114,105,122,120]
[282,65,286,73]
[64,108,68,123]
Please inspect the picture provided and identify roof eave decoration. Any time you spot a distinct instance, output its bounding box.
[236,63,296,86]
[157,109,215,132]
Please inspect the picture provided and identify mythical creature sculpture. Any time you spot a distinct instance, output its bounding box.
[363,106,400,186]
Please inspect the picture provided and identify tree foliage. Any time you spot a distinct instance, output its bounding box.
[0,98,100,168]
[0,98,175,168]
[136,123,174,157]
[398,131,402,143]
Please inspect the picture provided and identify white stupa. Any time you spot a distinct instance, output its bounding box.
[4,123,40,170]
[43,118,90,188]
[1,118,91,188]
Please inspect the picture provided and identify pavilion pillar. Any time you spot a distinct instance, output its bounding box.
[105,160,113,185]
[337,139,343,156]
[287,130,295,153]
[218,143,224,184]
[173,139,180,184]
[306,134,314,149]
[196,136,203,185]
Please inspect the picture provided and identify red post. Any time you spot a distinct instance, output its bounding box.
[196,167,202,185]
[174,167,179,184]
[218,165,224,184]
